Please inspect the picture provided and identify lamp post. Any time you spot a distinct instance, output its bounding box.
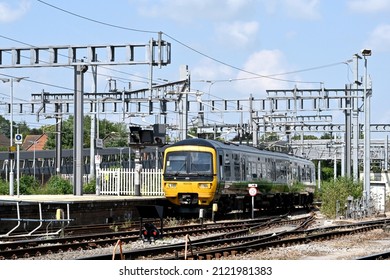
[90,97,119,183]
[362,48,372,215]
[28,140,39,179]
[116,147,124,167]
[1,76,28,196]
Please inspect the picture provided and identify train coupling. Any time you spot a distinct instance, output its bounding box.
[179,194,198,205]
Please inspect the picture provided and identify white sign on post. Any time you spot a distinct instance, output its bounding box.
[248,183,258,219]
[95,155,101,164]
[15,134,23,145]
[249,187,257,197]
[248,183,257,197]
[96,138,103,149]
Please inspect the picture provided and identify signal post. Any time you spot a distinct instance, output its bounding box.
[129,124,166,196]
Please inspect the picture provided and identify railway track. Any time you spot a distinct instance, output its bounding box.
[80,216,390,260]
[0,215,290,260]
[3,211,388,260]
[0,219,159,242]
[356,251,390,260]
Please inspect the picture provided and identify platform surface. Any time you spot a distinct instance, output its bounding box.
[0,194,165,204]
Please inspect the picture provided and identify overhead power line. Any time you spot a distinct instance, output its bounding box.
[37,0,158,34]
[36,0,346,85]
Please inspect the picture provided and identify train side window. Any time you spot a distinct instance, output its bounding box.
[224,153,231,180]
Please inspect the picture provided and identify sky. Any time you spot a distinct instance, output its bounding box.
[1,0,390,140]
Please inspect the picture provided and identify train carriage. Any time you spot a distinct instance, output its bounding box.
[162,138,315,214]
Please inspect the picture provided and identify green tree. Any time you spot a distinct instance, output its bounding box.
[261,132,279,142]
[16,121,42,137]
[320,133,333,139]
[0,115,10,151]
[0,115,10,139]
[291,134,318,140]
[43,116,77,149]
[101,121,128,147]
[44,116,128,149]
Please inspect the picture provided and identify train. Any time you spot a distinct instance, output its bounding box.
[162,138,316,215]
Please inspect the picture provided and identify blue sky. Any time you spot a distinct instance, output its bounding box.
[1,0,390,139]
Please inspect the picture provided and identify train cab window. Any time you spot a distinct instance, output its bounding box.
[165,153,187,174]
[190,152,212,173]
[165,151,212,175]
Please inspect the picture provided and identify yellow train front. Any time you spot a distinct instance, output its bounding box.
[162,138,315,215]
[162,139,218,212]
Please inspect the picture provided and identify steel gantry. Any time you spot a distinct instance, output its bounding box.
[263,86,367,180]
[0,35,171,195]
[0,42,382,211]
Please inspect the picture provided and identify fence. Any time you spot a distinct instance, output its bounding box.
[97,168,164,196]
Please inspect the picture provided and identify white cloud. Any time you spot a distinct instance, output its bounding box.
[191,59,234,82]
[216,21,259,48]
[283,0,321,20]
[190,50,298,98]
[138,0,321,22]
[0,0,30,23]
[365,24,390,52]
[234,49,293,97]
[347,0,390,13]
[256,0,321,20]
[137,0,254,23]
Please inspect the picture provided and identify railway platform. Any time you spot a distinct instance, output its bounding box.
[0,194,168,235]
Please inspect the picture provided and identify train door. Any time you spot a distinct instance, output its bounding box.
[217,150,224,181]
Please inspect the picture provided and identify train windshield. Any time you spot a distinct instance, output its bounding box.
[165,151,212,175]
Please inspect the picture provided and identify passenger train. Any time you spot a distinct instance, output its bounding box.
[162,138,316,214]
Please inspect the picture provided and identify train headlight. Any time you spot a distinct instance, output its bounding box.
[198,183,211,189]
[166,183,177,188]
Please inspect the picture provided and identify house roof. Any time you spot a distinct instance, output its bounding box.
[0,134,10,147]
[22,134,48,151]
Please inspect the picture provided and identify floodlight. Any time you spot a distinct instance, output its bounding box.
[361,49,372,56]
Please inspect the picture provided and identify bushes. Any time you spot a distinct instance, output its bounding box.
[83,179,96,194]
[0,175,96,195]
[319,177,363,218]
[19,176,40,194]
[45,175,73,194]
[0,176,40,195]
[0,179,8,195]
[44,176,96,194]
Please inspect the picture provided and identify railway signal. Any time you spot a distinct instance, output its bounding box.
[141,223,161,243]
[129,124,166,146]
